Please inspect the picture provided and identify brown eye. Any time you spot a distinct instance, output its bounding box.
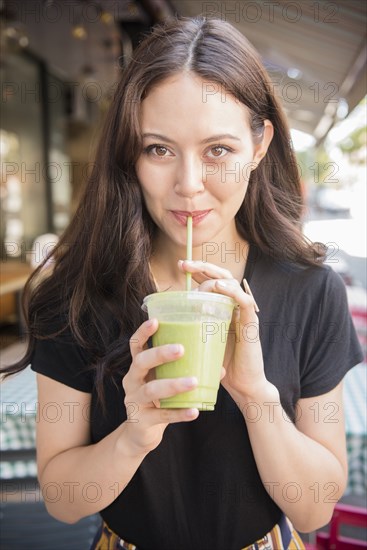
[143,144,173,158]
[206,145,233,159]
[211,146,224,157]
[155,146,167,156]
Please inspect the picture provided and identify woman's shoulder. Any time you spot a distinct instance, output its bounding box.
[252,246,347,306]
[255,246,340,283]
[30,315,95,393]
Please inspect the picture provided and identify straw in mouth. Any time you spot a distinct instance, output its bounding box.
[186,216,193,291]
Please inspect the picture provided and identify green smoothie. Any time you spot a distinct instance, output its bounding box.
[153,319,230,410]
[142,290,235,411]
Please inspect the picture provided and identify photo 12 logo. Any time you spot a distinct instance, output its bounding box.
[201,2,339,24]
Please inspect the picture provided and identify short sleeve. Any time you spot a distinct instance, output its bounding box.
[300,269,364,398]
[30,329,94,393]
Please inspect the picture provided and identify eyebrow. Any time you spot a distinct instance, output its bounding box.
[141,133,241,144]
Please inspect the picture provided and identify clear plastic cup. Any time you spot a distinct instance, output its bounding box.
[142,291,236,410]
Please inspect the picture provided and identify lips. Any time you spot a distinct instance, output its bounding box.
[171,210,212,226]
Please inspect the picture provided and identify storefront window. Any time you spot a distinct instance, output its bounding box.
[1,52,47,259]
[1,52,70,261]
[47,72,71,233]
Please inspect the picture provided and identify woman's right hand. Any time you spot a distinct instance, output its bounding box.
[121,318,199,457]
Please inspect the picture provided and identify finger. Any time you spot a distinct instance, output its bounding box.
[194,278,230,293]
[148,406,200,424]
[215,280,258,319]
[178,260,233,280]
[129,319,158,360]
[131,343,185,384]
[194,277,240,295]
[192,277,257,318]
[185,271,212,285]
[141,376,198,404]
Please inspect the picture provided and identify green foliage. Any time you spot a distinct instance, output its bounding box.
[339,126,367,154]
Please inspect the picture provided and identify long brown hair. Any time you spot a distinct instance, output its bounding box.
[2,16,322,406]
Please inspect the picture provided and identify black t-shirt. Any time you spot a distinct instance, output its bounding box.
[31,246,364,550]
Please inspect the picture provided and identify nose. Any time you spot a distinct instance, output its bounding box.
[174,155,205,198]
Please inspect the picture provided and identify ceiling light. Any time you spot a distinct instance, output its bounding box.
[72,24,87,40]
[337,98,349,119]
[101,11,113,25]
[19,35,29,47]
[128,2,140,16]
[287,68,303,80]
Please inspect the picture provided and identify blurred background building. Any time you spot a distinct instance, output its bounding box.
[0,0,365,277]
[0,0,366,547]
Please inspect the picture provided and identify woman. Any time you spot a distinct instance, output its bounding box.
[3,16,363,550]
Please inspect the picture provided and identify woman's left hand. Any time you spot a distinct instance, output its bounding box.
[178,260,268,400]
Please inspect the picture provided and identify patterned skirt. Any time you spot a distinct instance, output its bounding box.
[90,514,305,550]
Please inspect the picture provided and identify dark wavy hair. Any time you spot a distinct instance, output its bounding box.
[2,16,322,408]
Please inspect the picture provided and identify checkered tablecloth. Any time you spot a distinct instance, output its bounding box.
[343,363,367,495]
[1,365,37,479]
[343,363,366,436]
[346,434,367,496]
[1,365,37,449]
[347,285,367,364]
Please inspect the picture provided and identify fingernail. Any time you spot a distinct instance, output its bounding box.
[216,281,227,288]
[146,319,155,327]
[183,376,198,387]
[171,344,184,354]
[186,408,199,418]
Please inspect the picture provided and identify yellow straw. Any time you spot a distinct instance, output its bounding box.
[186,216,193,291]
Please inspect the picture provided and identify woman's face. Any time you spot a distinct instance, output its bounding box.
[135,72,272,249]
